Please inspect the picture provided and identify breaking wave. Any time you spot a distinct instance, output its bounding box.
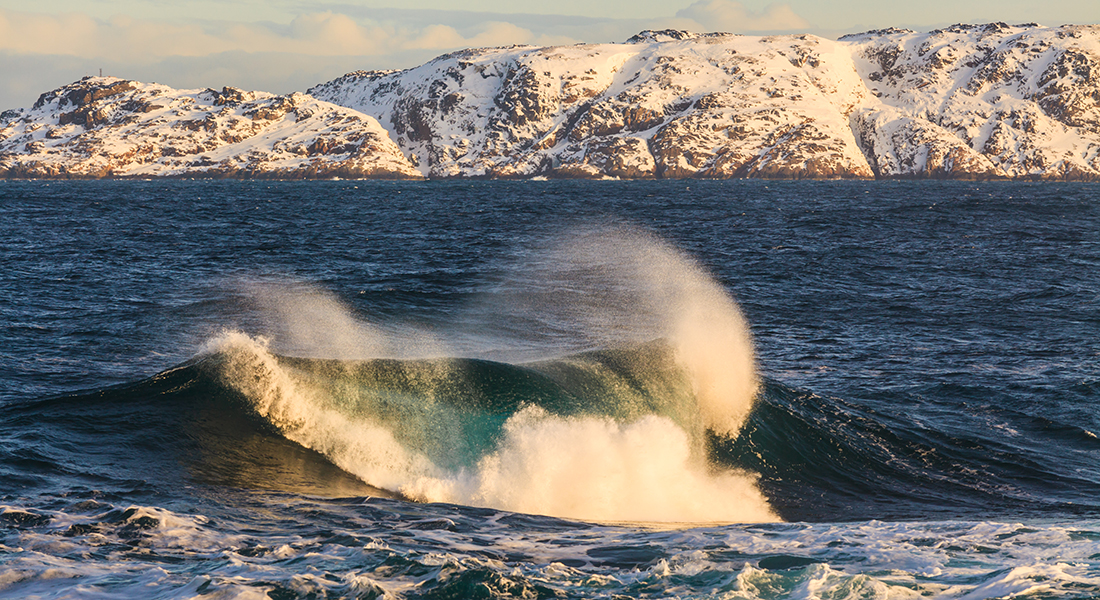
[208,331,775,523]
[201,227,774,522]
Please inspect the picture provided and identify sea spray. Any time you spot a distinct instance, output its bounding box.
[236,279,448,360]
[465,226,760,436]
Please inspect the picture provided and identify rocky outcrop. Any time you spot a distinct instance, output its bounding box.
[5,24,1100,180]
[0,77,421,179]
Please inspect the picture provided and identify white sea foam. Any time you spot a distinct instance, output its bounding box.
[411,406,778,522]
[3,498,1099,599]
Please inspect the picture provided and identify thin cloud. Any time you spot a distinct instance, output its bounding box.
[0,7,560,62]
[675,0,810,33]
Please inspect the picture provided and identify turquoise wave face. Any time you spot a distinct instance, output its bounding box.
[226,340,705,473]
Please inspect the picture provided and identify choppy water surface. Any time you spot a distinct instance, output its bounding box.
[1,180,1099,598]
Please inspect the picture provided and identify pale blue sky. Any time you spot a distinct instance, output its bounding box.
[9,0,1097,30]
[1,0,1098,110]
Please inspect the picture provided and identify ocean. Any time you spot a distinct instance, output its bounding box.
[1,179,1098,599]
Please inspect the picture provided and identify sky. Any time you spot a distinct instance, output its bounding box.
[1,0,1098,111]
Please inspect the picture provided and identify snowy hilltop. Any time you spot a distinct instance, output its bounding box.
[3,23,1100,180]
[0,79,419,179]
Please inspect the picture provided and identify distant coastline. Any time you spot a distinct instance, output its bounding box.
[3,23,1100,181]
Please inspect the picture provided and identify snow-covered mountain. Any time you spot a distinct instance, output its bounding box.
[0,78,419,179]
[307,30,875,179]
[4,23,1100,180]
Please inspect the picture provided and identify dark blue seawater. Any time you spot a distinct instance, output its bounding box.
[2,180,1099,598]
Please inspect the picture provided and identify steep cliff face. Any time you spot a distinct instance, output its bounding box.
[308,31,876,179]
[0,77,421,179]
[845,23,1100,180]
[5,24,1100,180]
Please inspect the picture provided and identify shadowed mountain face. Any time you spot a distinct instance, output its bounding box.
[5,23,1100,180]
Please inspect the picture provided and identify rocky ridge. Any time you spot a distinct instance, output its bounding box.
[4,23,1100,180]
[0,78,420,179]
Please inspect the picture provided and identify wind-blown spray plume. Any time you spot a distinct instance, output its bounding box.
[238,279,446,360]
[469,227,760,436]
